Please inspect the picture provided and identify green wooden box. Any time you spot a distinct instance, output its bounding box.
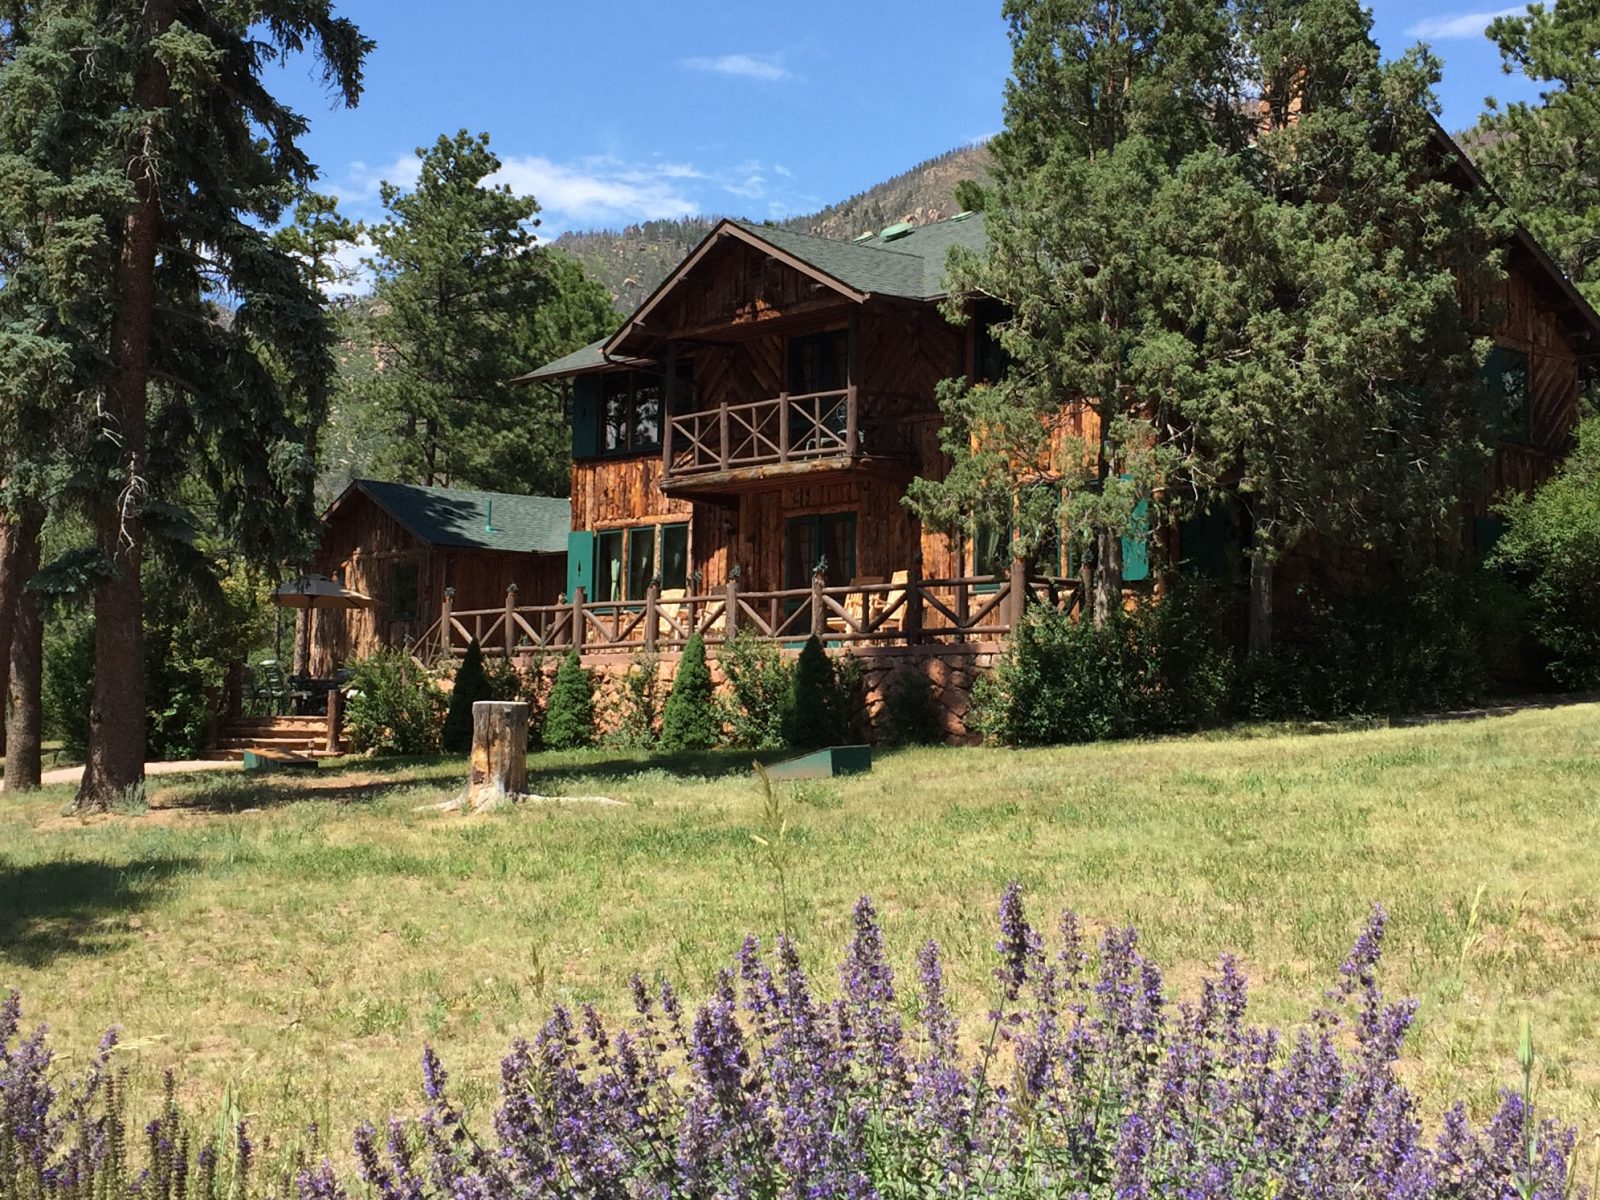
[761,745,873,781]
[242,749,319,774]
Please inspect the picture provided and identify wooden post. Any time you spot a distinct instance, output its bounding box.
[846,309,861,456]
[439,588,454,658]
[904,562,923,646]
[811,565,827,638]
[571,586,586,652]
[778,391,790,463]
[719,403,730,471]
[724,569,739,637]
[663,341,677,478]
[325,684,343,754]
[466,700,529,809]
[225,659,244,721]
[1008,556,1028,633]
[503,581,518,659]
[645,580,659,652]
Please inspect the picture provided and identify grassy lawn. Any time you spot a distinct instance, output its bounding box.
[1,704,1598,1159]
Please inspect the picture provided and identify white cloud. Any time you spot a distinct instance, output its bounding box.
[681,53,793,82]
[322,234,375,299]
[491,155,700,225]
[1405,5,1523,39]
[331,152,422,208]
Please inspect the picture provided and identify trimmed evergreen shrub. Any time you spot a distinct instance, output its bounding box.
[660,634,720,751]
[604,651,661,750]
[783,636,846,749]
[345,648,446,756]
[441,638,492,753]
[881,669,943,746]
[542,650,596,750]
[719,629,792,749]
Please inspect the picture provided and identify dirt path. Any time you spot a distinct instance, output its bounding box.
[11,759,240,790]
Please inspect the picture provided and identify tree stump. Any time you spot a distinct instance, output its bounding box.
[467,700,529,809]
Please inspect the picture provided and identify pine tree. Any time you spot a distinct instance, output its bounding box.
[543,650,596,750]
[782,637,844,750]
[1473,0,1600,304]
[660,634,719,752]
[920,0,1501,657]
[0,1,371,810]
[1177,0,1502,658]
[910,0,1250,624]
[359,131,614,494]
[441,638,492,754]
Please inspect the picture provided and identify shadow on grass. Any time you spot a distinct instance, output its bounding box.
[523,747,794,790]
[150,747,807,813]
[0,855,193,968]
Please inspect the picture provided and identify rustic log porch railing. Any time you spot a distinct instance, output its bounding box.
[413,564,1082,661]
[662,389,918,481]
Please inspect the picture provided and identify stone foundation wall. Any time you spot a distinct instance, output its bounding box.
[503,642,1003,745]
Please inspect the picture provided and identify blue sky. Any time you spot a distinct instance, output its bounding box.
[273,0,1540,245]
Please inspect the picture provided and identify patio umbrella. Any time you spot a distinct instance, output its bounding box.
[272,575,375,678]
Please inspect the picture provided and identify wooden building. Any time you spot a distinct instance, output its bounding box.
[310,480,568,674]
[487,127,1600,662]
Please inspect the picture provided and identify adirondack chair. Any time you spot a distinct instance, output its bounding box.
[869,570,911,634]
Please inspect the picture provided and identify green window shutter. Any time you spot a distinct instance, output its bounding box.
[565,530,595,600]
[571,374,601,459]
[1122,498,1150,582]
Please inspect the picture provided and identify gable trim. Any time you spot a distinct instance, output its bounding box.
[604,219,870,358]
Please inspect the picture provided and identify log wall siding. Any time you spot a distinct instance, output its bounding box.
[311,492,564,675]
[1482,261,1584,510]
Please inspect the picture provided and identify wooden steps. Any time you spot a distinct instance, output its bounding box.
[208,715,344,761]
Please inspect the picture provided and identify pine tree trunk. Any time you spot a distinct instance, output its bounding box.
[1092,528,1123,627]
[0,507,16,759]
[4,504,43,792]
[1248,549,1274,663]
[76,0,171,812]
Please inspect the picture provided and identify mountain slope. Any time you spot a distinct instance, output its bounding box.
[553,143,993,314]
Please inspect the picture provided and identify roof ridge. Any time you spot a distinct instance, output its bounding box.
[730,218,928,263]
[356,478,565,503]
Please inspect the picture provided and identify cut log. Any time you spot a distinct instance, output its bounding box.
[468,700,529,808]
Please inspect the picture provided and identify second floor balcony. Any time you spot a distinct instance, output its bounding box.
[661,387,915,494]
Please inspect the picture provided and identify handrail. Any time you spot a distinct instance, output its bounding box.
[425,573,1082,659]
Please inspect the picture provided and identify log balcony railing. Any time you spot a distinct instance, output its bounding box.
[413,564,1081,661]
[661,389,914,486]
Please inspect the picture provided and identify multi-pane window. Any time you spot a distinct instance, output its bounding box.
[593,523,689,602]
[1486,344,1530,442]
[389,562,420,621]
[785,512,857,589]
[601,372,663,455]
[973,302,1012,384]
[660,524,690,591]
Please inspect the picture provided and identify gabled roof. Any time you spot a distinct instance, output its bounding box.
[329,480,569,555]
[588,214,991,366]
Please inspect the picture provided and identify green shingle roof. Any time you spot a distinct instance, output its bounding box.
[731,213,988,299]
[511,338,610,383]
[348,480,569,554]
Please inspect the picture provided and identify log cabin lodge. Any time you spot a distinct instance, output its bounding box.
[340,128,1600,694]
